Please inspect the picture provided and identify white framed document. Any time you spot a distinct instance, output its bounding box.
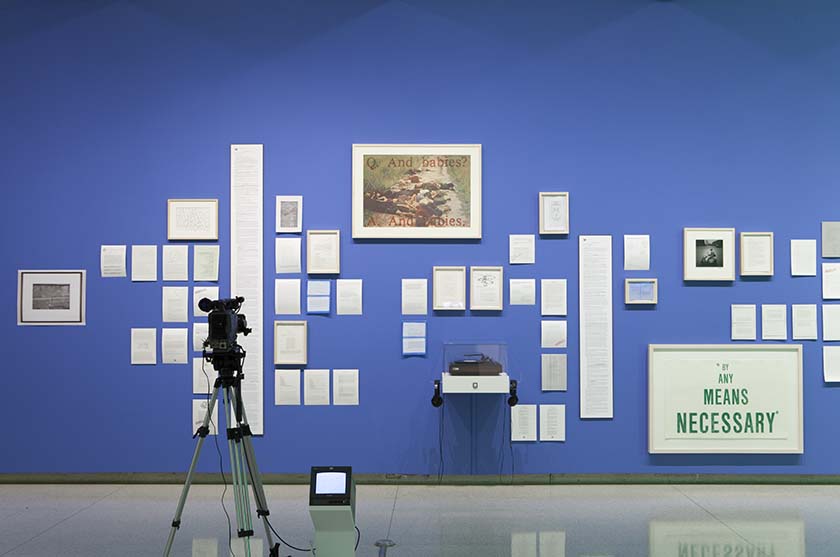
[469,266,503,310]
[683,227,736,281]
[432,266,466,310]
[276,195,302,233]
[167,199,219,241]
[625,278,658,305]
[790,239,817,276]
[648,344,803,454]
[740,232,774,277]
[274,321,308,365]
[17,270,86,326]
[538,192,569,235]
[306,230,340,274]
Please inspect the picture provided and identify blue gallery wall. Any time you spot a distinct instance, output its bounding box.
[3,0,840,475]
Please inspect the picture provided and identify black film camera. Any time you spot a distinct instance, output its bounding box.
[198,296,252,376]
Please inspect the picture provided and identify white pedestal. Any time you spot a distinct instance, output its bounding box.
[308,505,356,557]
[441,372,511,394]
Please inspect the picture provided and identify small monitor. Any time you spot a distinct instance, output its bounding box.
[310,466,353,506]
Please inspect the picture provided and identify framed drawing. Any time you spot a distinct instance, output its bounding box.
[167,199,219,240]
[625,278,658,305]
[539,192,569,235]
[683,227,736,281]
[648,344,803,454]
[470,266,503,311]
[352,144,482,239]
[432,266,466,310]
[274,321,308,365]
[306,230,340,274]
[740,232,774,277]
[18,270,86,325]
[276,195,303,233]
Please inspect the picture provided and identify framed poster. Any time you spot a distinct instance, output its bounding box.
[352,144,482,239]
[683,227,736,281]
[469,266,503,311]
[625,278,658,305]
[740,232,774,277]
[648,344,803,454]
[432,266,466,310]
[274,321,308,365]
[538,192,569,235]
[167,199,219,240]
[18,270,86,325]
[306,230,340,274]
[276,195,303,233]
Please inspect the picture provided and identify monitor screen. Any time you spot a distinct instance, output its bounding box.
[315,471,347,495]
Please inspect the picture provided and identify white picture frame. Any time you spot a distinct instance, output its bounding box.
[432,266,467,311]
[352,144,482,239]
[167,199,219,241]
[625,278,658,305]
[274,321,308,365]
[683,227,736,281]
[649,344,803,454]
[17,270,86,326]
[276,195,303,233]
[470,266,503,311]
[306,230,340,274]
[539,192,569,235]
[740,231,774,277]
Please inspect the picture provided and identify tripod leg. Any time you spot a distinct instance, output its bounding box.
[223,386,253,557]
[231,398,280,554]
[163,385,221,557]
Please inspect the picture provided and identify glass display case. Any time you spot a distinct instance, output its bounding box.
[437,342,516,396]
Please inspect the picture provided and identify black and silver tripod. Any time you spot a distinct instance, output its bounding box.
[164,347,280,557]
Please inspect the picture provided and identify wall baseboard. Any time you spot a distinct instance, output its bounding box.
[3,473,840,485]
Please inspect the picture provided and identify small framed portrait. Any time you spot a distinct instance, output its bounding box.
[276,195,303,233]
[740,232,774,277]
[683,228,736,281]
[538,192,569,235]
[167,199,219,241]
[18,270,86,325]
[624,278,658,305]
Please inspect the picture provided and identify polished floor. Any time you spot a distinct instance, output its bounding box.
[0,483,830,556]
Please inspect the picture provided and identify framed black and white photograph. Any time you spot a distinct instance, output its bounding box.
[625,278,658,305]
[538,192,569,235]
[683,228,736,281]
[167,199,219,241]
[740,231,774,277]
[276,195,303,233]
[18,270,86,326]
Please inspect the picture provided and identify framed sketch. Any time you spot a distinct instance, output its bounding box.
[167,199,219,241]
[352,144,482,239]
[683,228,736,281]
[625,278,658,305]
[470,266,503,311]
[432,266,466,310]
[649,344,803,454]
[539,192,569,235]
[18,270,86,325]
[306,230,340,274]
[274,321,308,365]
[276,195,302,233]
[740,232,774,277]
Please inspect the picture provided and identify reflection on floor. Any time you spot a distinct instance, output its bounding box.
[0,483,828,556]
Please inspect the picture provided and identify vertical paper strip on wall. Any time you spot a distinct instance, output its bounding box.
[579,235,613,419]
[231,144,264,434]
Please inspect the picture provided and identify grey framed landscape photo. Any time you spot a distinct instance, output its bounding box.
[352,144,482,239]
[683,227,736,281]
[18,270,86,325]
